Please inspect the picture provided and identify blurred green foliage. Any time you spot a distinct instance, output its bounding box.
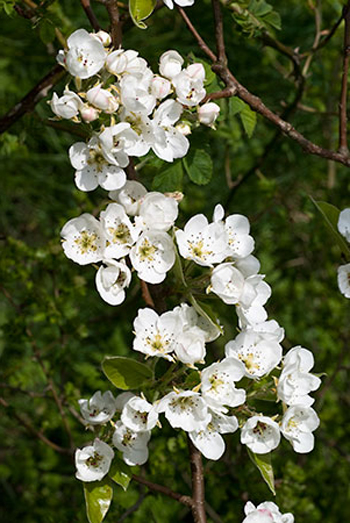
[1,0,350,522]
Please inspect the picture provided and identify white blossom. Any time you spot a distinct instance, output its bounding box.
[337,208,350,242]
[151,75,172,99]
[99,123,139,168]
[241,416,281,454]
[189,410,238,460]
[95,259,131,305]
[157,390,211,432]
[201,358,246,410]
[198,102,220,127]
[79,104,100,123]
[120,70,156,116]
[106,49,148,76]
[172,63,206,107]
[133,307,180,360]
[243,501,294,523]
[236,275,271,327]
[281,405,320,453]
[61,213,104,265]
[152,99,189,162]
[112,421,150,466]
[213,204,255,259]
[337,263,350,298]
[121,396,158,432]
[50,90,82,119]
[75,439,114,482]
[225,329,282,379]
[86,84,119,113]
[175,326,207,365]
[175,214,228,267]
[91,30,112,47]
[129,231,175,284]
[159,50,184,79]
[136,192,178,232]
[109,180,148,216]
[79,390,117,425]
[163,0,195,10]
[69,139,126,192]
[100,203,139,259]
[209,263,256,306]
[59,29,107,79]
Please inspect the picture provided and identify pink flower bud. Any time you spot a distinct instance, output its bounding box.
[79,104,100,122]
[198,102,220,126]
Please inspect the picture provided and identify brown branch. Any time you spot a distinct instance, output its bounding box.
[132,474,193,508]
[104,0,123,48]
[0,397,72,455]
[140,280,156,309]
[80,0,101,31]
[339,1,350,154]
[212,0,227,64]
[188,437,207,523]
[0,64,65,134]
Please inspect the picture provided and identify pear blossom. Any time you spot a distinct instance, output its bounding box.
[337,208,350,242]
[157,390,211,432]
[243,501,294,523]
[173,302,221,342]
[99,123,139,168]
[86,84,119,113]
[78,390,117,425]
[175,214,228,267]
[112,421,150,466]
[175,326,207,365]
[61,213,104,265]
[241,416,281,454]
[209,263,256,306]
[277,346,321,406]
[69,139,126,192]
[121,396,158,432]
[75,439,114,482]
[281,405,320,453]
[50,90,82,119]
[337,263,350,298]
[59,29,107,79]
[213,204,255,259]
[133,307,180,360]
[152,99,189,162]
[163,0,195,9]
[120,70,157,115]
[95,259,131,305]
[151,76,172,99]
[91,30,112,47]
[201,358,246,410]
[121,111,155,157]
[100,203,139,259]
[79,104,100,122]
[136,192,178,232]
[225,329,282,379]
[109,180,148,216]
[172,63,206,107]
[129,230,175,284]
[159,50,184,79]
[236,275,271,327]
[106,49,148,76]
[189,411,238,460]
[198,102,220,127]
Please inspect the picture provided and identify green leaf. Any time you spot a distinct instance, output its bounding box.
[229,97,246,116]
[189,295,223,336]
[263,11,281,30]
[152,162,183,192]
[249,0,272,17]
[102,356,154,390]
[129,0,156,29]
[83,479,113,523]
[248,450,276,495]
[183,149,213,185]
[310,198,350,257]
[240,105,257,137]
[108,459,131,491]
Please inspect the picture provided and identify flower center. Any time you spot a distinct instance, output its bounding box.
[74,230,98,254]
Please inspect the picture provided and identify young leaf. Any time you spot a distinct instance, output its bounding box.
[83,479,113,523]
[240,105,257,137]
[247,449,276,495]
[129,0,156,29]
[189,295,223,336]
[229,97,246,116]
[310,198,350,257]
[108,458,131,491]
[102,356,154,390]
[183,149,213,185]
[152,162,183,192]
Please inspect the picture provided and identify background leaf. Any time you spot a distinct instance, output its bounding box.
[129,0,156,29]
[102,356,154,390]
[183,149,213,185]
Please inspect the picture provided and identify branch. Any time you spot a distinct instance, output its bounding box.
[103,0,123,48]
[132,474,193,508]
[0,64,65,134]
[188,437,207,523]
[339,1,350,154]
[80,0,101,31]
[212,0,227,64]
[140,280,156,309]
[0,396,72,455]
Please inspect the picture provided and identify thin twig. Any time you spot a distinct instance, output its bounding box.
[0,397,72,455]
[339,1,350,154]
[104,0,122,48]
[212,0,227,64]
[188,436,207,523]
[117,489,148,522]
[302,0,323,77]
[80,0,101,31]
[132,474,193,508]
[140,280,156,309]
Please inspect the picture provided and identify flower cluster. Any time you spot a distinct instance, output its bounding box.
[337,208,350,298]
[51,29,219,192]
[73,202,322,483]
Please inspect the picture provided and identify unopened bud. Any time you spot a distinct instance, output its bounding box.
[198,102,220,127]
